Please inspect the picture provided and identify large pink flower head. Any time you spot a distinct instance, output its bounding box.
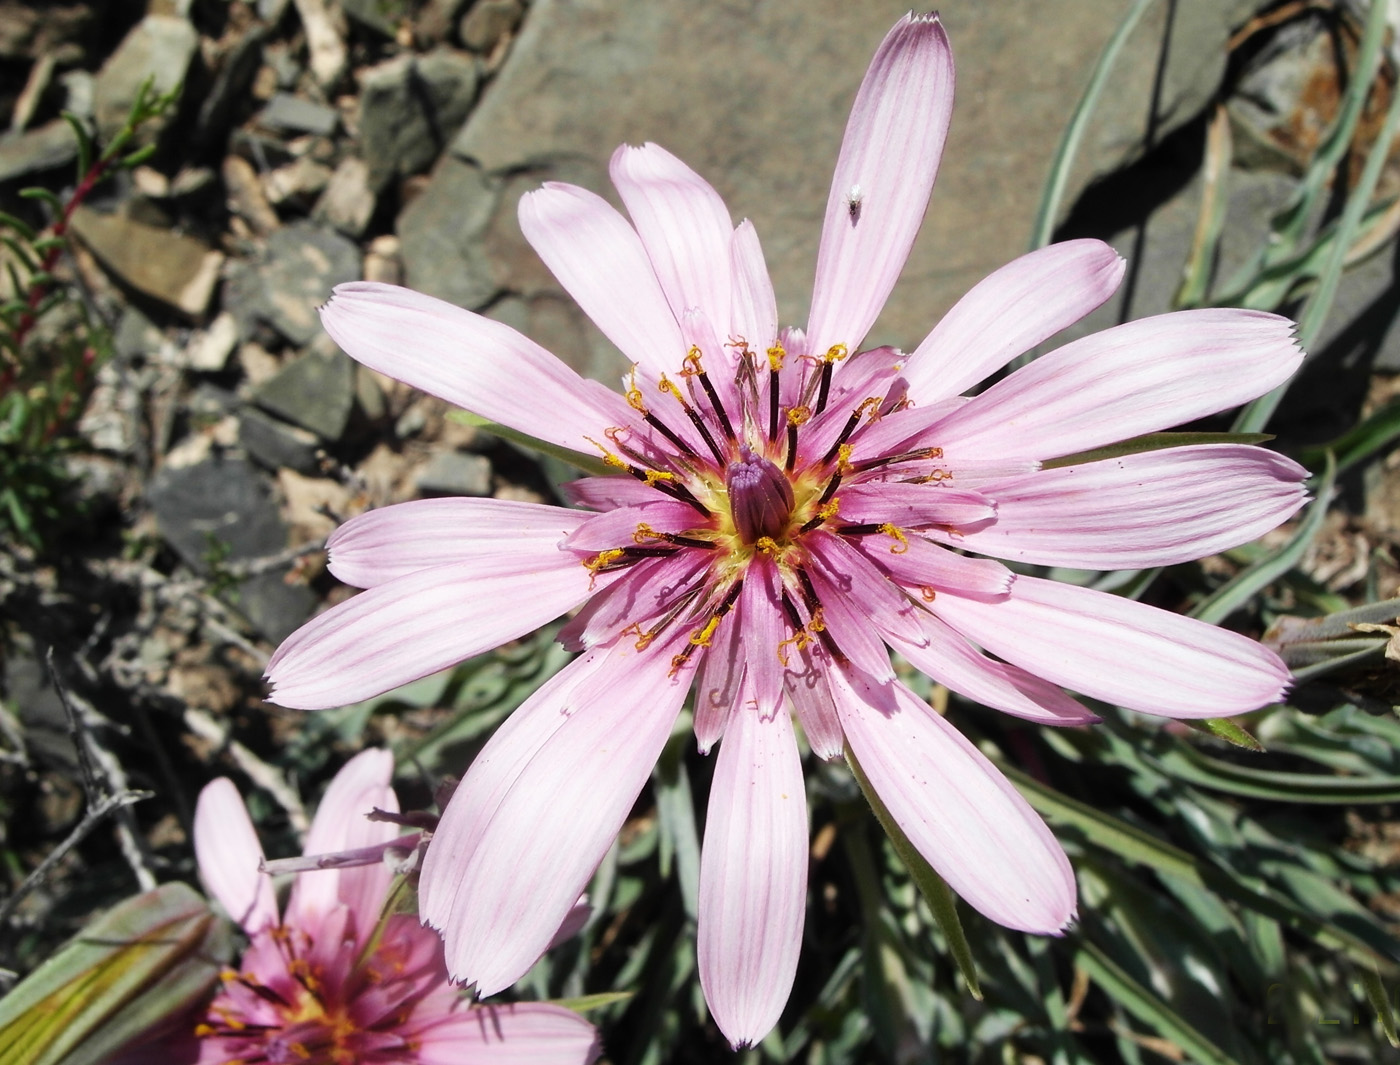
[190,750,600,1064]
[265,13,1306,1048]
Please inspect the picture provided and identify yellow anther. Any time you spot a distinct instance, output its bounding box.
[658,374,685,403]
[923,446,944,459]
[818,498,841,521]
[766,344,786,372]
[643,469,676,487]
[808,606,826,633]
[918,469,952,484]
[823,343,850,363]
[754,536,780,555]
[836,443,854,474]
[624,368,647,413]
[291,1044,312,1061]
[583,549,624,572]
[878,523,909,554]
[775,609,824,666]
[787,405,812,428]
[682,346,704,375]
[633,522,662,544]
[195,1024,216,1038]
[690,614,722,647]
[584,435,629,470]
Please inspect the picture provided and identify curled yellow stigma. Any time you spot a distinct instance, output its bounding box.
[878,523,909,554]
[920,586,938,602]
[690,614,722,647]
[766,344,786,371]
[682,346,704,375]
[777,607,826,665]
[836,443,854,474]
[856,396,883,422]
[658,374,685,403]
[624,368,647,413]
[584,435,629,470]
[584,549,624,573]
[823,343,850,363]
[622,622,654,651]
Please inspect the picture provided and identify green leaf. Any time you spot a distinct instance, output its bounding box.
[120,144,157,169]
[447,410,614,476]
[0,211,36,241]
[553,991,635,1014]
[17,188,63,214]
[1074,938,1244,1065]
[1174,104,1233,309]
[845,743,982,999]
[0,883,228,1065]
[1296,397,1400,475]
[1186,717,1264,752]
[1361,966,1400,1048]
[1146,743,1400,805]
[61,112,91,182]
[1042,432,1275,470]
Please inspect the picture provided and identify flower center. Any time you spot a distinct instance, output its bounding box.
[725,448,794,545]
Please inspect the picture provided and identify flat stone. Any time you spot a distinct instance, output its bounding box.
[0,119,78,182]
[448,0,1253,373]
[417,449,493,496]
[458,0,523,53]
[252,344,355,440]
[258,91,340,136]
[185,312,240,372]
[93,15,198,142]
[264,156,334,206]
[194,22,266,150]
[246,221,361,344]
[223,154,281,236]
[312,156,376,236]
[71,206,223,317]
[360,48,480,191]
[239,406,322,473]
[396,154,501,309]
[113,305,163,361]
[342,0,409,37]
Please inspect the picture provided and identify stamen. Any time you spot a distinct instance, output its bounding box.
[814,344,849,414]
[632,523,716,550]
[785,405,811,473]
[625,368,647,413]
[797,497,840,535]
[660,372,726,465]
[684,346,736,442]
[819,397,882,467]
[766,344,785,443]
[852,445,944,473]
[877,523,909,553]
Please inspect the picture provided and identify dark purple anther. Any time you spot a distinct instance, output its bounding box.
[726,448,795,545]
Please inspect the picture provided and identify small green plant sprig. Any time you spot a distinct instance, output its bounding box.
[0,78,180,549]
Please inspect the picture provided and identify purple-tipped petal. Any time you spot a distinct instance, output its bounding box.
[807,13,954,356]
[194,778,278,934]
[319,283,632,454]
[433,643,690,996]
[266,556,598,710]
[328,498,588,588]
[930,309,1304,461]
[611,142,733,326]
[698,700,808,1049]
[409,1002,601,1065]
[931,575,1292,718]
[519,182,685,379]
[903,240,1125,404]
[834,675,1077,932]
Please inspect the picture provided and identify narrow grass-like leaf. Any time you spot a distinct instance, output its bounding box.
[17,188,63,214]
[121,144,158,169]
[1297,398,1400,475]
[1191,452,1335,625]
[654,737,701,921]
[1186,717,1264,752]
[1361,966,1400,1048]
[1175,104,1233,309]
[1043,432,1273,470]
[1148,743,1400,804]
[1074,938,1243,1065]
[554,991,635,1013]
[846,744,982,999]
[61,112,90,181]
[0,211,36,241]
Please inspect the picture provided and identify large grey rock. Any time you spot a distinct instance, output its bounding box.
[239,406,322,473]
[234,221,361,344]
[71,206,223,317]
[92,15,198,141]
[0,119,78,182]
[252,344,355,441]
[447,0,1254,374]
[360,48,481,191]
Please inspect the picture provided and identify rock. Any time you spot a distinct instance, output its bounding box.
[185,312,240,372]
[239,221,361,344]
[359,49,480,191]
[147,454,315,642]
[342,0,408,37]
[355,364,387,420]
[92,15,198,142]
[458,0,523,53]
[292,0,348,87]
[417,449,493,497]
[396,154,501,309]
[312,156,376,236]
[70,206,223,317]
[277,468,350,541]
[0,2,91,62]
[251,343,355,440]
[113,306,163,361]
[239,406,321,473]
[194,22,266,150]
[263,156,334,206]
[222,154,281,236]
[0,119,78,182]
[363,233,403,284]
[258,91,340,136]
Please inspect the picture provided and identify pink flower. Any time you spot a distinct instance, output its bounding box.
[264,14,1306,1048]
[191,750,600,1064]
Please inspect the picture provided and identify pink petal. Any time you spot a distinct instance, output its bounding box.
[193,778,277,934]
[835,482,996,528]
[518,182,685,380]
[739,555,788,720]
[903,240,1125,404]
[266,556,597,710]
[729,221,778,350]
[562,499,711,551]
[409,1002,601,1065]
[695,617,743,755]
[784,648,845,760]
[558,552,710,652]
[319,283,633,455]
[889,613,1097,726]
[952,445,1309,569]
[328,498,588,588]
[806,531,927,650]
[807,13,954,356]
[611,143,733,326]
[286,748,397,932]
[697,697,808,1049]
[562,475,663,511]
[433,643,690,996]
[833,674,1077,932]
[931,575,1292,718]
[929,309,1304,461]
[853,532,1012,601]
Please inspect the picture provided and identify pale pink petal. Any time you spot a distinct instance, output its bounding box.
[328,498,587,588]
[889,614,1097,726]
[853,532,1012,601]
[903,240,1125,403]
[729,221,778,349]
[929,309,1304,461]
[409,1002,601,1065]
[801,541,897,684]
[784,646,845,759]
[697,697,808,1050]
[518,183,685,379]
[695,618,743,755]
[951,445,1309,569]
[562,500,712,551]
[193,778,277,934]
[846,395,970,463]
[611,143,733,325]
[286,749,397,931]
[833,674,1077,932]
[807,14,954,356]
[835,482,995,528]
[562,475,662,511]
[266,556,599,710]
[435,644,690,995]
[806,531,927,649]
[931,575,1291,718]
[547,896,593,951]
[558,552,710,652]
[319,283,633,454]
[739,556,787,719]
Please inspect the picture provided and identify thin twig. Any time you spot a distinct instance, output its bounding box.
[45,647,103,806]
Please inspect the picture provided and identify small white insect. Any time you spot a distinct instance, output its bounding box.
[845,183,863,223]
